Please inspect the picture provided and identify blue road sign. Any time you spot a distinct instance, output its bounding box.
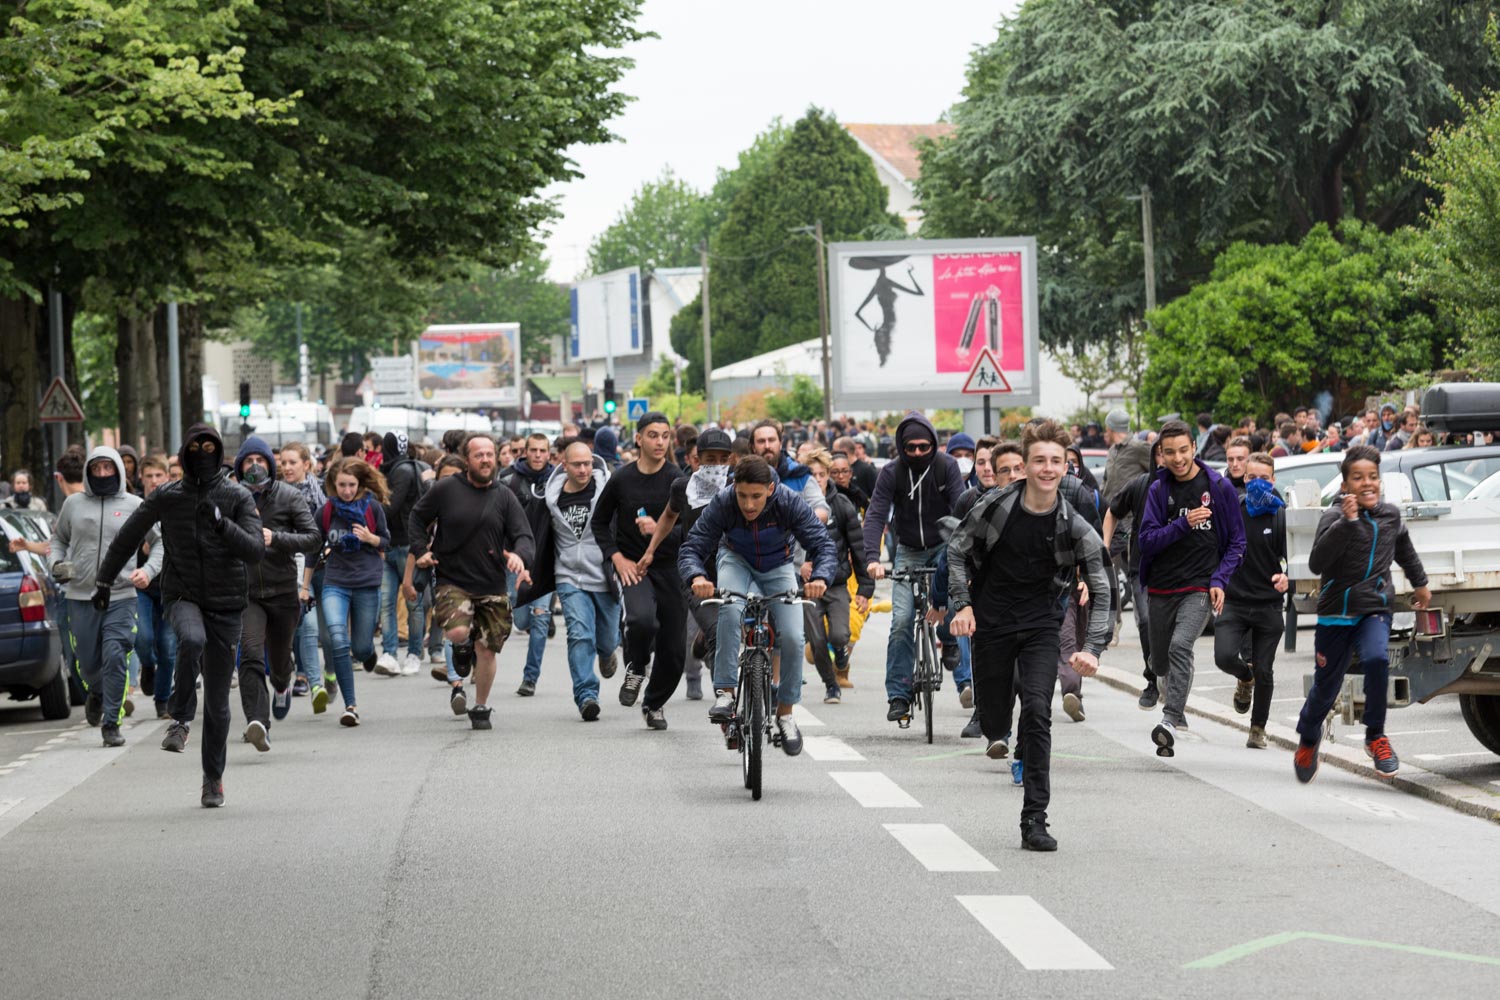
[627,397,650,421]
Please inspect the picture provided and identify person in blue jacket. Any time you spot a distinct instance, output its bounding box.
[679,455,838,757]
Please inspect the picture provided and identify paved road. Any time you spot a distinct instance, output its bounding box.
[3,599,1500,998]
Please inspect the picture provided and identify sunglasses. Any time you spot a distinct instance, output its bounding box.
[903,442,934,455]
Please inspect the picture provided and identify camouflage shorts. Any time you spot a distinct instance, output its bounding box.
[433,585,512,652]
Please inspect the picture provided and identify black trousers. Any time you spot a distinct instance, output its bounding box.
[973,627,1061,822]
[166,601,243,781]
[622,563,687,712]
[1213,601,1284,729]
[238,595,301,727]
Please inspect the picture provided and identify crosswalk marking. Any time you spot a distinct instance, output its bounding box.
[829,771,921,808]
[802,736,864,761]
[791,705,825,727]
[957,895,1113,970]
[883,824,997,872]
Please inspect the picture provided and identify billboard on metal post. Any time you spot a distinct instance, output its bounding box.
[417,323,521,407]
[570,267,642,362]
[827,237,1039,410]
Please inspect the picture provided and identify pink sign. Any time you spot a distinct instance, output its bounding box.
[932,253,1024,373]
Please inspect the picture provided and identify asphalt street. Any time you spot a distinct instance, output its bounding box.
[2,594,1500,999]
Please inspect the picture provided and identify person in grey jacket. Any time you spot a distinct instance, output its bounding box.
[51,446,162,746]
[544,441,619,721]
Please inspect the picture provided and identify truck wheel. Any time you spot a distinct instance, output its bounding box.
[38,667,72,721]
[1459,694,1500,756]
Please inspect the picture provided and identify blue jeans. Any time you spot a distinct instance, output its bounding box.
[293,603,320,686]
[321,584,379,708]
[381,545,428,657]
[712,550,803,707]
[557,585,621,707]
[136,590,177,705]
[1298,613,1392,744]
[886,544,944,701]
[507,570,550,683]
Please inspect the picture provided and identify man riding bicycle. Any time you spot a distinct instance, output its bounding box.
[678,455,838,757]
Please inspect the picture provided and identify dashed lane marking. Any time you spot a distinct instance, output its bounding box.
[801,736,865,761]
[829,771,921,808]
[883,823,997,872]
[957,895,1113,970]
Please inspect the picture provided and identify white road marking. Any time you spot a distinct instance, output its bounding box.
[1270,697,1305,703]
[829,771,920,808]
[883,824,997,872]
[17,752,41,760]
[957,895,1113,970]
[1382,730,1449,737]
[801,736,864,761]
[791,704,825,727]
[1415,752,1493,761]
[0,798,19,817]
[1193,685,1230,692]
[1327,793,1416,820]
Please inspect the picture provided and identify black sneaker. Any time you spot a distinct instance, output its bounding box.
[691,630,709,661]
[777,714,803,756]
[600,650,619,679]
[1294,737,1321,784]
[272,685,293,721]
[619,671,644,707]
[101,724,125,748]
[85,691,103,727]
[362,652,377,672]
[161,721,190,753]
[1137,681,1160,711]
[201,777,224,808]
[1365,735,1399,778]
[961,710,983,739]
[450,685,468,716]
[643,707,668,730]
[1232,677,1253,715]
[581,698,601,722]
[516,679,536,697]
[1020,816,1057,852]
[451,643,475,679]
[887,697,911,722]
[468,705,493,731]
[1151,723,1176,758]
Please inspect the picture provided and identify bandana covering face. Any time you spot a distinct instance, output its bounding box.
[1245,477,1285,518]
[686,465,731,509]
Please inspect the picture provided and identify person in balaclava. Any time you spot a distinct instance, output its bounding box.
[98,423,264,808]
[592,427,621,470]
[51,446,162,746]
[376,431,428,675]
[860,411,966,727]
[233,436,320,751]
[116,444,144,497]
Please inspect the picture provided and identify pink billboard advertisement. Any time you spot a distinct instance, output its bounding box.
[932,253,1025,373]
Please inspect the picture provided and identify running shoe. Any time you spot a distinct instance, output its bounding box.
[985,738,1008,760]
[600,649,619,679]
[101,724,125,748]
[1365,735,1400,778]
[823,684,841,705]
[400,654,421,677]
[1151,722,1176,758]
[887,697,911,723]
[450,685,468,716]
[374,653,400,677]
[961,711,983,739]
[1294,737,1320,783]
[430,662,448,682]
[293,676,310,697]
[709,690,735,722]
[161,721,190,753]
[272,686,292,721]
[311,685,329,714]
[777,714,803,756]
[1137,680,1160,710]
[467,705,492,730]
[1233,677,1253,715]
[1246,725,1267,749]
[340,707,360,727]
[201,778,224,808]
[244,720,270,752]
[1020,816,1056,852]
[618,671,643,707]
[516,678,536,697]
[959,682,974,710]
[1010,759,1023,785]
[643,707,668,731]
[580,698,601,722]
[1062,692,1085,722]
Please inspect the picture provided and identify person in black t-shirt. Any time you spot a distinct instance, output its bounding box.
[1137,420,1246,759]
[590,412,687,730]
[1213,453,1289,749]
[1102,442,1162,702]
[948,421,1111,853]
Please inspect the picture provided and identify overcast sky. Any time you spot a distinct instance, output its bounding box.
[541,0,1019,281]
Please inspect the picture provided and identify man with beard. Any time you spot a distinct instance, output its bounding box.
[750,420,829,522]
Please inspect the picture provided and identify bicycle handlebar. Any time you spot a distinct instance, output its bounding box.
[703,588,812,607]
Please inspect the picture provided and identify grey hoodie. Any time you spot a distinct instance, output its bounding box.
[545,464,611,592]
[51,446,162,600]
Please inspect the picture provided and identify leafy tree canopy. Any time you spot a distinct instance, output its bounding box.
[586,168,708,276]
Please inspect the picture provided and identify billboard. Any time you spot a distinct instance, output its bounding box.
[570,267,641,362]
[417,323,521,407]
[827,237,1039,410]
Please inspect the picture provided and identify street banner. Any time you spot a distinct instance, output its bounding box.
[418,323,521,407]
[827,237,1039,409]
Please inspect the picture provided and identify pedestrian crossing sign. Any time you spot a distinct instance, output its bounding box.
[38,377,85,422]
[627,397,649,421]
[960,347,1011,395]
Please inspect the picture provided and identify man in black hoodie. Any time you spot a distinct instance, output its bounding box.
[377,431,426,676]
[233,436,320,751]
[98,424,265,808]
[862,411,966,724]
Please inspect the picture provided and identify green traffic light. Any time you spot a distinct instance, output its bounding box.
[239,405,251,418]
[603,400,617,413]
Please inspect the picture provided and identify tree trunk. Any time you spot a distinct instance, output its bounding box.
[140,309,164,452]
[179,304,205,435]
[116,312,139,452]
[61,294,83,450]
[0,295,49,500]
[154,306,172,446]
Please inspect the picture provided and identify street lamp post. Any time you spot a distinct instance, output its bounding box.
[791,222,833,424]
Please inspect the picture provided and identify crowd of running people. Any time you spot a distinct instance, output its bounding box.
[3,401,1438,848]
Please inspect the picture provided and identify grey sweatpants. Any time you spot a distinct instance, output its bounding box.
[1147,590,1211,727]
[66,597,137,725]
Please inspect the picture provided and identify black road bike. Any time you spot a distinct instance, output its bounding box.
[890,566,943,744]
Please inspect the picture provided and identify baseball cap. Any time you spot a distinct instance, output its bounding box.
[698,428,733,454]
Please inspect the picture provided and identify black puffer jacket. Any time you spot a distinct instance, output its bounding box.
[249,481,320,600]
[99,423,266,612]
[828,490,874,596]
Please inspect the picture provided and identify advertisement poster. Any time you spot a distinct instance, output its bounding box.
[828,237,1038,410]
[417,323,521,407]
[570,267,642,362]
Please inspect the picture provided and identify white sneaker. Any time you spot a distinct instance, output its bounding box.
[244,720,270,753]
[429,649,446,665]
[708,690,735,722]
[374,653,400,677]
[776,715,803,756]
[400,654,421,676]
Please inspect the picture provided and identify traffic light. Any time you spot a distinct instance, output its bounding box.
[602,376,617,415]
[238,381,251,420]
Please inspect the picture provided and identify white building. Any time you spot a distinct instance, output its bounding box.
[842,123,954,233]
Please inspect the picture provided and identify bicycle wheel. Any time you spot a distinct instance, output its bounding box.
[746,653,766,801]
[921,626,937,744]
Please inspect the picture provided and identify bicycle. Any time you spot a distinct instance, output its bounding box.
[703,588,811,801]
[890,566,943,744]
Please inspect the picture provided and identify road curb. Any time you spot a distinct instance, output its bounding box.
[1092,665,1500,824]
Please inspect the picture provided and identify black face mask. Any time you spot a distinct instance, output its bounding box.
[187,445,220,482]
[12,491,30,507]
[901,438,936,473]
[88,473,120,497]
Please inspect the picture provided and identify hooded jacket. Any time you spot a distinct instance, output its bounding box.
[1308,501,1428,620]
[678,482,839,584]
[98,423,265,611]
[1102,436,1152,502]
[503,458,557,605]
[116,443,144,496]
[861,411,966,558]
[545,464,611,592]
[235,436,321,600]
[1137,458,1246,593]
[773,453,830,517]
[51,446,161,600]
[380,432,423,546]
[594,428,620,469]
[825,488,874,596]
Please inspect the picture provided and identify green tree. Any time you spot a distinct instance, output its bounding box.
[1142,223,1450,420]
[765,374,826,423]
[917,0,1500,352]
[586,168,708,275]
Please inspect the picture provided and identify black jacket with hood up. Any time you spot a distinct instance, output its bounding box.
[99,423,266,612]
[861,411,966,557]
[235,436,321,601]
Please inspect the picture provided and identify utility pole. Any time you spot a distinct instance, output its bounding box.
[813,219,832,424]
[166,301,182,452]
[1140,184,1156,313]
[47,283,65,500]
[700,241,713,423]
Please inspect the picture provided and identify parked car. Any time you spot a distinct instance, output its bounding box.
[0,509,70,720]
[1313,445,1500,505]
[1274,452,1346,504]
